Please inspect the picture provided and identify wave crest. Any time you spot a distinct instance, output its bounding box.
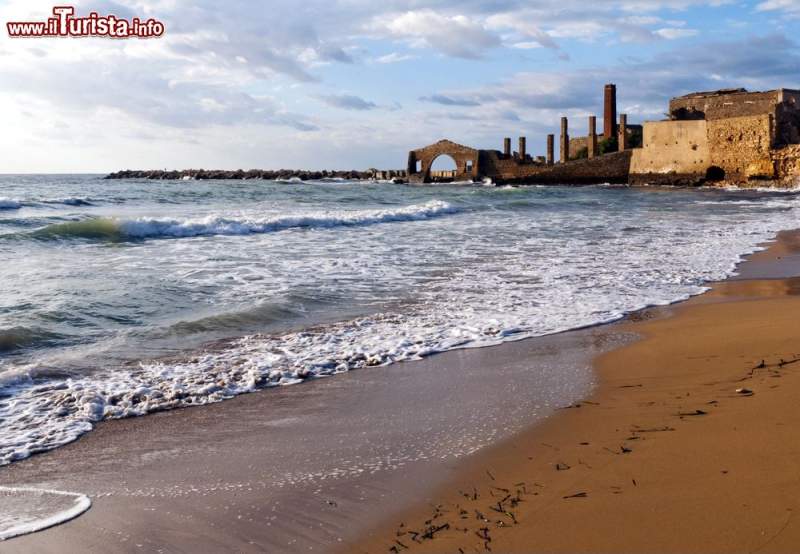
[31,200,460,241]
[0,327,68,353]
[0,198,21,210]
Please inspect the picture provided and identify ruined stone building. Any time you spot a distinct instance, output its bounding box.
[406,83,634,185]
[405,85,800,187]
[630,88,800,185]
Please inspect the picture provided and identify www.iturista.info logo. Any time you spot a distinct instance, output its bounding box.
[7,6,165,38]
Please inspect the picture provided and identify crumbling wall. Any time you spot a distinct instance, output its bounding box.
[670,90,781,121]
[490,150,632,185]
[707,114,774,181]
[569,136,589,158]
[407,140,480,183]
[630,120,709,181]
[772,144,800,184]
[479,151,544,180]
[776,90,800,145]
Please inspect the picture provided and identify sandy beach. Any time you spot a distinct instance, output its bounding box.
[3,229,800,553]
[353,229,800,553]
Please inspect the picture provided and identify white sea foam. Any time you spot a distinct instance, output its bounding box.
[710,183,800,193]
[45,197,93,206]
[0,196,94,210]
[0,487,91,540]
[115,200,458,239]
[0,198,22,210]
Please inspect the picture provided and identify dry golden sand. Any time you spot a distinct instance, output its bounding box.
[353,232,800,554]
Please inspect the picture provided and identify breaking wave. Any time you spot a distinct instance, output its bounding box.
[0,198,21,210]
[29,200,460,242]
[0,327,69,354]
[0,197,94,211]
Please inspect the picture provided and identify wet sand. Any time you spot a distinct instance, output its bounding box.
[353,229,800,554]
[0,319,624,552]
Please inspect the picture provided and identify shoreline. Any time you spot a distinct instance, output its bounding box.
[352,229,800,553]
[0,315,622,552]
[1,229,799,552]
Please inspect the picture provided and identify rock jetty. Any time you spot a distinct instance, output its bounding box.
[104,169,402,181]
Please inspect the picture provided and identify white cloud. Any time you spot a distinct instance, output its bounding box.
[485,13,559,50]
[654,27,699,39]
[373,52,416,63]
[373,10,500,59]
[317,94,378,110]
[756,0,800,17]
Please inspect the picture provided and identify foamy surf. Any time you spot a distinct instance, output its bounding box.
[0,198,22,210]
[3,176,800,470]
[0,196,94,211]
[0,487,91,540]
[28,200,460,241]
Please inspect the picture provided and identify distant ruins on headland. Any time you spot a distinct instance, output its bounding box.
[107,84,800,187]
[401,85,800,187]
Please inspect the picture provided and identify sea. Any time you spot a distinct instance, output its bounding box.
[1,174,799,467]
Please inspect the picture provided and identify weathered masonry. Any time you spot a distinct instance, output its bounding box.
[407,140,481,183]
[630,88,800,185]
[406,85,800,187]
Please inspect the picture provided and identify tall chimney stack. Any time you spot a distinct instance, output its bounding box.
[560,117,569,164]
[604,84,617,141]
[518,137,527,160]
[503,137,511,157]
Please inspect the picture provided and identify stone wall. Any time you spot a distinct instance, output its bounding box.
[670,88,800,147]
[707,114,774,181]
[407,139,480,183]
[776,90,800,145]
[630,120,709,182]
[569,136,589,158]
[670,90,781,121]
[478,152,541,180]
[629,115,780,184]
[772,144,800,184]
[483,150,632,185]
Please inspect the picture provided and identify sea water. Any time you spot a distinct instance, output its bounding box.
[1,175,799,466]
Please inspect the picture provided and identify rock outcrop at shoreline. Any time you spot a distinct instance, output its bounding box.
[105,169,379,181]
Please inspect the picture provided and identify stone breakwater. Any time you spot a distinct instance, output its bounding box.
[105,169,381,181]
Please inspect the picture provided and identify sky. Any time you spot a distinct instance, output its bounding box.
[0,0,799,172]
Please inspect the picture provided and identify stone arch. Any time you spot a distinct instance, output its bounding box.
[407,140,480,183]
[429,153,458,181]
[430,153,458,170]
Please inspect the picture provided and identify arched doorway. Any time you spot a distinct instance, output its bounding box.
[407,140,481,184]
[429,154,458,182]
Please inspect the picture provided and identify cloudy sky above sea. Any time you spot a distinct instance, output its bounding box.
[0,0,798,172]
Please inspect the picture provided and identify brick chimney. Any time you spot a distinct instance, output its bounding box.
[604,84,617,140]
